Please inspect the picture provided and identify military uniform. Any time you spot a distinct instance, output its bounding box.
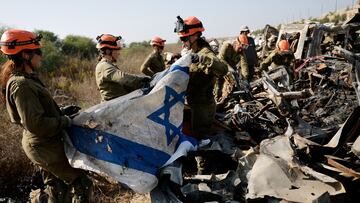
[188,45,227,138]
[96,58,145,101]
[218,42,249,80]
[5,72,84,200]
[140,51,165,77]
[260,49,295,76]
[215,42,248,101]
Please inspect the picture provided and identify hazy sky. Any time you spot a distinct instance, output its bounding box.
[0,0,355,44]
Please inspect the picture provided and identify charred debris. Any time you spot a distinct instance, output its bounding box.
[152,21,360,203]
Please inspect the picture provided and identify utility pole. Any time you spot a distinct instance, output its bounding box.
[321,3,323,16]
[335,0,337,12]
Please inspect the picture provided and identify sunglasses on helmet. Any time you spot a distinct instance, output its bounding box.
[174,16,203,34]
[174,16,186,33]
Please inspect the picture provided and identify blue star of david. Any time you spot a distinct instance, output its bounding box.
[147,86,186,145]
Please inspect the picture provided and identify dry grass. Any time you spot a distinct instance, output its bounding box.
[0,107,35,193]
[91,174,151,203]
[118,43,182,74]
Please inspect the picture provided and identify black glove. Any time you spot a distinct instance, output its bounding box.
[60,105,81,117]
[191,53,200,63]
[141,76,151,88]
[142,76,151,83]
[191,53,207,64]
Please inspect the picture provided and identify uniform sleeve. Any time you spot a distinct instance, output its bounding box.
[140,54,155,76]
[239,53,249,80]
[103,64,144,88]
[260,51,275,71]
[218,43,233,71]
[198,49,228,77]
[12,83,70,137]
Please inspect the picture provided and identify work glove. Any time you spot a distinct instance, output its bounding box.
[140,76,152,89]
[60,105,81,118]
[190,53,207,64]
[142,76,151,83]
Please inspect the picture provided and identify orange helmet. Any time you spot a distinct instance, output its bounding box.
[0,29,42,55]
[278,40,290,51]
[238,34,249,45]
[150,36,166,47]
[96,34,122,50]
[174,16,205,37]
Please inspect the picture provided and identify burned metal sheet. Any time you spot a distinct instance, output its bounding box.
[246,136,345,202]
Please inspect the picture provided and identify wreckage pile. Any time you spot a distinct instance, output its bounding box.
[151,30,360,202]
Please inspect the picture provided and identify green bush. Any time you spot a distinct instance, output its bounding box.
[62,35,97,59]
[319,16,330,24]
[128,41,151,49]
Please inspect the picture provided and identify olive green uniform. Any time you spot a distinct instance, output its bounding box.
[188,45,227,138]
[214,42,248,101]
[96,58,145,101]
[188,45,227,174]
[260,49,295,71]
[5,72,82,185]
[140,52,165,77]
[218,42,249,80]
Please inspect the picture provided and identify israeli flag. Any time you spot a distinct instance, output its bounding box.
[64,54,197,193]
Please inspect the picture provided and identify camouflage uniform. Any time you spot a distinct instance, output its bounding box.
[218,42,248,80]
[260,49,295,78]
[96,58,145,101]
[187,45,227,138]
[5,72,86,202]
[140,51,165,77]
[215,42,248,101]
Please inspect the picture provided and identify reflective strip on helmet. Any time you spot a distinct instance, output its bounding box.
[0,35,42,49]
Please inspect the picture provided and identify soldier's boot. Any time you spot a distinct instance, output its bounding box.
[71,174,93,203]
[44,179,70,203]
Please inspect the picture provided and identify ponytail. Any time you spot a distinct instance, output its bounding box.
[0,55,26,101]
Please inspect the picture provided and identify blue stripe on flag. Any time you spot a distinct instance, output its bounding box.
[175,133,198,149]
[67,126,171,175]
[170,65,189,74]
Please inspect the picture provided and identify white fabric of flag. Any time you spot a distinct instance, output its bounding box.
[64,54,197,193]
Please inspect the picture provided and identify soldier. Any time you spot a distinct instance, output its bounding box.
[240,26,258,82]
[140,36,166,77]
[174,15,227,139]
[95,34,150,102]
[215,35,249,103]
[0,29,92,203]
[260,39,295,77]
[174,16,227,174]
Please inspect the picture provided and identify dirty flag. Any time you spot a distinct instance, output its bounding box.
[64,54,197,193]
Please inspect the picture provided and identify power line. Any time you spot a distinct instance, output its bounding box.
[335,0,338,12]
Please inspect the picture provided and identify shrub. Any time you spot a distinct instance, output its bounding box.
[62,35,98,59]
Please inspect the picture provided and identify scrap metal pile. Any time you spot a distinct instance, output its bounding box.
[151,23,360,203]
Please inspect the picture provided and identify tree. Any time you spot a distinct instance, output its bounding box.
[33,30,65,73]
[62,35,97,59]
